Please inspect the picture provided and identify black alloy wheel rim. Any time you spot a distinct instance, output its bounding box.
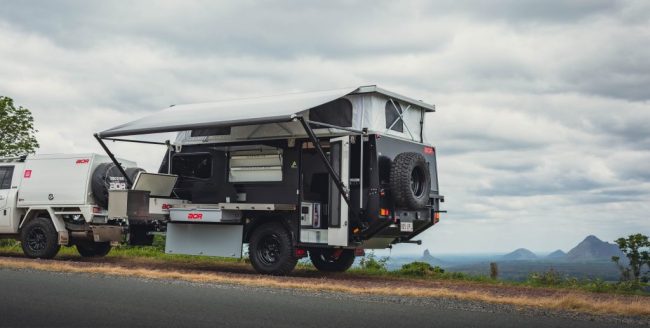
[26,227,47,252]
[411,167,424,197]
[258,234,282,265]
[319,251,337,263]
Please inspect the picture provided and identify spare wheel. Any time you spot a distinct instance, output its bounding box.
[91,163,145,209]
[389,152,431,209]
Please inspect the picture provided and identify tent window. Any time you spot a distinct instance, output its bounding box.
[172,154,212,179]
[385,100,403,132]
[191,126,231,137]
[309,99,353,127]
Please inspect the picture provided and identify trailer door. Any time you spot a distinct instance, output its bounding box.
[328,136,349,246]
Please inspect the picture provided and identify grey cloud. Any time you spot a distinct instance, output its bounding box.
[440,133,547,155]
[476,173,606,197]
[0,1,649,253]
[422,0,624,24]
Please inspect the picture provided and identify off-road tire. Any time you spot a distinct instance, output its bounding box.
[20,217,61,259]
[76,241,112,257]
[309,249,355,272]
[389,152,431,209]
[249,222,297,275]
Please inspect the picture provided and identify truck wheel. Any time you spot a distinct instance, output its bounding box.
[390,152,431,209]
[76,241,112,257]
[309,249,355,272]
[249,222,297,275]
[20,217,61,259]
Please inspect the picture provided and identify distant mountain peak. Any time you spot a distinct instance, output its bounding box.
[547,249,566,259]
[502,248,537,261]
[584,235,602,242]
[566,235,622,261]
[420,249,445,266]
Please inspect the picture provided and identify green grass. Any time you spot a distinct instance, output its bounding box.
[0,239,647,296]
[0,237,246,266]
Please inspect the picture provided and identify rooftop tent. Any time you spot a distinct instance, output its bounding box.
[97,85,435,144]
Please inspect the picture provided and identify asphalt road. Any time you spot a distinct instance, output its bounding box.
[0,269,642,328]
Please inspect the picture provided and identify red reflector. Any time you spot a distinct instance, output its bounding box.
[76,159,90,164]
[295,248,307,257]
[24,170,32,178]
[379,208,390,216]
[354,248,365,257]
[424,147,434,155]
[187,213,203,220]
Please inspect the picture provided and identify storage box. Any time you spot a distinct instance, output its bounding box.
[108,190,150,220]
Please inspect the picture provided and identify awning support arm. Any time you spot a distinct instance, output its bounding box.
[103,137,167,145]
[94,133,134,186]
[297,117,351,207]
[304,120,365,134]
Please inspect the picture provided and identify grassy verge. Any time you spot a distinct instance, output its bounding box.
[0,239,647,297]
[349,254,650,296]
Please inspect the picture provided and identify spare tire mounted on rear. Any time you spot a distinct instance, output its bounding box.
[91,163,144,209]
[389,152,431,209]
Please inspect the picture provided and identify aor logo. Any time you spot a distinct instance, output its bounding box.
[187,213,203,220]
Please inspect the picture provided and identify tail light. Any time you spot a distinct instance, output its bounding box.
[295,248,307,258]
[92,206,101,214]
[379,208,390,217]
[162,203,171,210]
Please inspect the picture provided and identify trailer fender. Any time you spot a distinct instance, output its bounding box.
[20,208,69,245]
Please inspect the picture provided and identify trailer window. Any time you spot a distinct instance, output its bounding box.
[385,100,404,132]
[171,154,212,179]
[229,150,283,183]
[0,166,14,189]
[309,98,353,127]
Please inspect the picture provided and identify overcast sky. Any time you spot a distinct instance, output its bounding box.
[1,0,648,255]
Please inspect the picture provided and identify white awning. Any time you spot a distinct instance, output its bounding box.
[98,87,358,138]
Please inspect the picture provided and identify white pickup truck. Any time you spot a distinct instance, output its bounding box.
[0,153,141,258]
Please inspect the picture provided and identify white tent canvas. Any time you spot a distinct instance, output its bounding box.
[97,85,435,145]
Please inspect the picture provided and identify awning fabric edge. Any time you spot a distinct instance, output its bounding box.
[97,86,358,138]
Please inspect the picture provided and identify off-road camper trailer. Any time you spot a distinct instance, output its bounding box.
[95,86,444,275]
